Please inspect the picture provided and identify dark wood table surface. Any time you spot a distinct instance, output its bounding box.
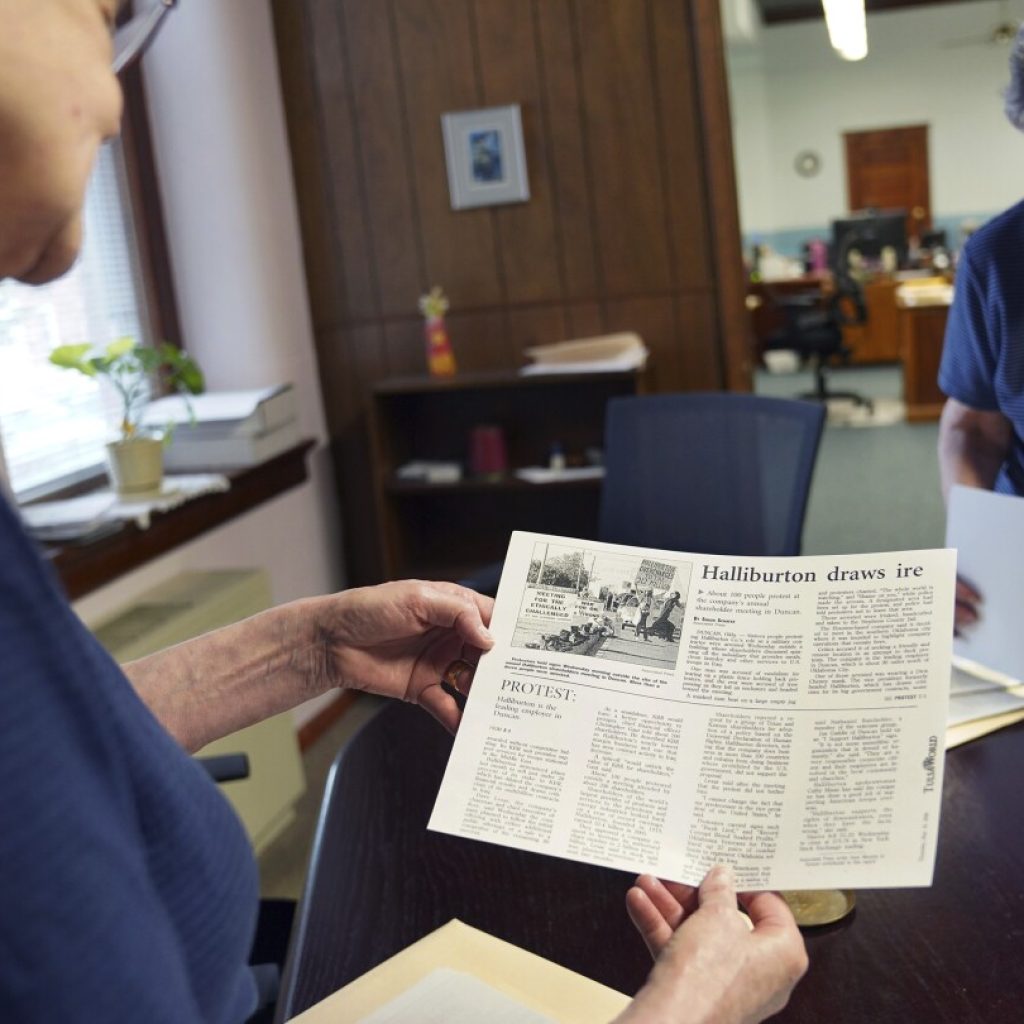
[277,702,1024,1023]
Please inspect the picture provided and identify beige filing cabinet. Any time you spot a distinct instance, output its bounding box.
[91,569,306,854]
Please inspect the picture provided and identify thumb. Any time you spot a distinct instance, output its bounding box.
[697,864,737,912]
[419,585,495,650]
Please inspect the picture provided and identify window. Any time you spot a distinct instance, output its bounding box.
[0,62,178,503]
[0,142,152,499]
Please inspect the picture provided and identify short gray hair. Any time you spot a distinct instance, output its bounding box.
[1005,24,1024,129]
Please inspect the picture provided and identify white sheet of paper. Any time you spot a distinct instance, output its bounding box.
[947,485,1024,681]
[358,968,554,1024]
[948,686,1024,727]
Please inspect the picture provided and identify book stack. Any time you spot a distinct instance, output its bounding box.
[143,385,299,471]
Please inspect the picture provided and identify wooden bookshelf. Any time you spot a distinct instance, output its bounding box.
[371,371,643,581]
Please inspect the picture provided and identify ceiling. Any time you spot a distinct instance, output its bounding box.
[757,0,993,24]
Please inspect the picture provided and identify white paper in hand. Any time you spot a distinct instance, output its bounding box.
[947,485,1024,681]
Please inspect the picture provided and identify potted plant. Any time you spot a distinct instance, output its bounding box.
[49,338,204,497]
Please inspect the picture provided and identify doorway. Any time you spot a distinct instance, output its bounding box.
[844,124,931,240]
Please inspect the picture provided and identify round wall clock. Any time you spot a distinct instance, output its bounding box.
[794,150,822,178]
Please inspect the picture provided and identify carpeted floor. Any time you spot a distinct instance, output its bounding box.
[755,363,945,555]
[258,362,948,900]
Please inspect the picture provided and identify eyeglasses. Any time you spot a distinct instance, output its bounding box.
[112,0,177,74]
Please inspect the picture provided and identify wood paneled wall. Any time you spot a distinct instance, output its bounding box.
[272,0,749,584]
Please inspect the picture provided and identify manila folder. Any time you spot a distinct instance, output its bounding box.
[288,919,631,1023]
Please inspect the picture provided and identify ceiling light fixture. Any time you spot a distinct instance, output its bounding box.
[821,0,868,61]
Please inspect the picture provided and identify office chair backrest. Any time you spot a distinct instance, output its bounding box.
[598,392,825,557]
[830,270,867,328]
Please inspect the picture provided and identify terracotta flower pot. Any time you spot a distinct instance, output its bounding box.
[105,437,164,497]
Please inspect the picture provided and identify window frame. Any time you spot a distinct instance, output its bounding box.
[12,63,184,504]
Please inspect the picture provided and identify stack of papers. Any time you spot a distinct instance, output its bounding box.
[20,492,121,543]
[514,466,604,484]
[21,475,230,539]
[895,278,954,308]
[519,333,648,376]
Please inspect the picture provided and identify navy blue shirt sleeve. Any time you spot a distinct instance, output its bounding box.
[0,496,258,1023]
[939,242,1001,411]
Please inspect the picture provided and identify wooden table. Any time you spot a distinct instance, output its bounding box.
[277,702,1024,1023]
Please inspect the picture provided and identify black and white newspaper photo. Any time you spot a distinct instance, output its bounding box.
[429,531,957,890]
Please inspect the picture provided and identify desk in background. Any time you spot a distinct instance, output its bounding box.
[278,702,1024,1024]
[749,274,902,365]
[897,283,952,422]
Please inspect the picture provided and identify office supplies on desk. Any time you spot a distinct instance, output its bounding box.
[288,919,629,1023]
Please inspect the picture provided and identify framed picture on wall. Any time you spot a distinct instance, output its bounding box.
[441,104,530,210]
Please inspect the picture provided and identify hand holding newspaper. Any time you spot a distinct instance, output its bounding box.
[430,532,956,890]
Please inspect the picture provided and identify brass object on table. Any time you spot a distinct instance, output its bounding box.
[780,889,856,927]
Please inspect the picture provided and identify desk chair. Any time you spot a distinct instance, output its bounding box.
[765,277,872,410]
[599,392,824,557]
[460,392,825,594]
[197,753,293,1024]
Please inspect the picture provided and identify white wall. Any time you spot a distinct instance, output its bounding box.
[727,0,1024,239]
[74,0,345,728]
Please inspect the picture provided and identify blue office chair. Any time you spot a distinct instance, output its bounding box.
[459,392,825,596]
[598,392,825,557]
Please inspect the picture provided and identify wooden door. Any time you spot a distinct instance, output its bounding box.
[844,125,931,239]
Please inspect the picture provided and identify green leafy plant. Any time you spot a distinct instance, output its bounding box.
[49,337,204,442]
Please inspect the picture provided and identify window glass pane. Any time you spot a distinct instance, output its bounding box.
[0,142,150,497]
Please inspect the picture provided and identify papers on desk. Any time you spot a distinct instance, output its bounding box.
[287,920,629,1024]
[20,475,230,539]
[514,466,605,484]
[518,332,648,375]
[895,279,953,308]
[944,486,1024,746]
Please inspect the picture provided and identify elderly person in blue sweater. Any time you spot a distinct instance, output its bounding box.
[0,3,805,1021]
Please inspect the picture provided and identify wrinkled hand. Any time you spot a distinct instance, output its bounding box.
[315,580,494,732]
[954,576,982,635]
[617,867,807,1024]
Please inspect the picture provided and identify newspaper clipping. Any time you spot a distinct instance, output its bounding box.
[429,532,956,890]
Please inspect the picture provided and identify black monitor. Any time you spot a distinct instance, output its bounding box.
[831,209,908,270]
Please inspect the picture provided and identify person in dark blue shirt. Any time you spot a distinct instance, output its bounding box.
[0,3,806,1023]
[938,26,1024,630]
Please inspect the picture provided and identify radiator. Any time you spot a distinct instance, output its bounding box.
[91,569,306,854]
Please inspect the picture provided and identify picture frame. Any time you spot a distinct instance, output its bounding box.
[441,104,530,210]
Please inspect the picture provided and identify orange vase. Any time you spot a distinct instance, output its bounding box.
[425,316,457,377]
